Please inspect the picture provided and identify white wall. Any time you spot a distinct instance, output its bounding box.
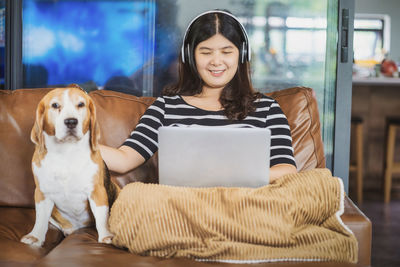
[355,0,400,61]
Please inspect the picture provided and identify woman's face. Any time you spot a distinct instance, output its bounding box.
[194,33,239,92]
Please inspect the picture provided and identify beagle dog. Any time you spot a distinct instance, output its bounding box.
[21,85,119,247]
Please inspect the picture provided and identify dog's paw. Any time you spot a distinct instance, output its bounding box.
[62,228,75,236]
[20,234,44,247]
[99,235,113,244]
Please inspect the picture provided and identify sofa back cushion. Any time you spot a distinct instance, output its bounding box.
[0,89,52,207]
[0,86,325,207]
[267,87,326,171]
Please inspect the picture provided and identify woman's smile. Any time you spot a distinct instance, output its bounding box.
[209,69,225,77]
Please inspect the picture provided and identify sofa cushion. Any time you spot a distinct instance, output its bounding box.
[0,207,64,265]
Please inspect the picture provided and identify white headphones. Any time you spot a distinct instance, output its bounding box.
[181,10,251,65]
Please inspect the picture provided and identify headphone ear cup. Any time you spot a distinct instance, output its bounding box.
[181,45,185,63]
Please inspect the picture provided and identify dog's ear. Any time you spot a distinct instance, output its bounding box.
[68,83,83,90]
[88,98,100,152]
[31,100,46,153]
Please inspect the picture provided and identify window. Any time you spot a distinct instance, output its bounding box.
[250,11,328,90]
[353,14,390,65]
[22,0,156,96]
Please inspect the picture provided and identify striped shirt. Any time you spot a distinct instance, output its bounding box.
[123,95,296,167]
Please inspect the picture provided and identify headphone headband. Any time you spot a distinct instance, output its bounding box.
[181,10,251,64]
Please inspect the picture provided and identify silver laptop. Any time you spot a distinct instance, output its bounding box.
[158,127,271,188]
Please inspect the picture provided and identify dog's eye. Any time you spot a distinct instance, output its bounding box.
[51,103,60,109]
[77,102,85,108]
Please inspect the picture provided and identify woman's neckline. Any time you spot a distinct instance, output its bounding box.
[179,95,224,113]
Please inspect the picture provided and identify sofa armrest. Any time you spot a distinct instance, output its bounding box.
[341,196,372,267]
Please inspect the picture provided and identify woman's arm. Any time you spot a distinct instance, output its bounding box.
[99,144,145,174]
[269,163,297,183]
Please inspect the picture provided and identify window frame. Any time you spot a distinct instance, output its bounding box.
[353,13,390,61]
[5,0,22,90]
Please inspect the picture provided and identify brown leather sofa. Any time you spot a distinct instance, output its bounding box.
[0,87,371,267]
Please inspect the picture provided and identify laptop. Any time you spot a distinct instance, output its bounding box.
[158,126,271,188]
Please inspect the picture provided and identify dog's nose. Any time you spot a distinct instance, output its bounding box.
[64,118,78,129]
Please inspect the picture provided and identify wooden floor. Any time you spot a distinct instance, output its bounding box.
[348,187,400,267]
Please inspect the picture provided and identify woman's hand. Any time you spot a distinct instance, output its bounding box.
[269,163,298,183]
[99,145,145,174]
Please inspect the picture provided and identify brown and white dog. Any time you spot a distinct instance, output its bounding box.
[21,85,119,247]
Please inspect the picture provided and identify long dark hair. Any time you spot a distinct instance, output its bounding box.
[162,11,261,120]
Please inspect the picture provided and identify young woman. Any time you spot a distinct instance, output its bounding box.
[100,10,297,182]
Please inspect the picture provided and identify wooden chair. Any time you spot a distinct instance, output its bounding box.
[349,117,363,204]
[384,117,400,203]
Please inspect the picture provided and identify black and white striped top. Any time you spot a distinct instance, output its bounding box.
[123,95,296,167]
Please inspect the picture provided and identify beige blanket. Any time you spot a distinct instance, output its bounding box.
[109,168,358,263]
